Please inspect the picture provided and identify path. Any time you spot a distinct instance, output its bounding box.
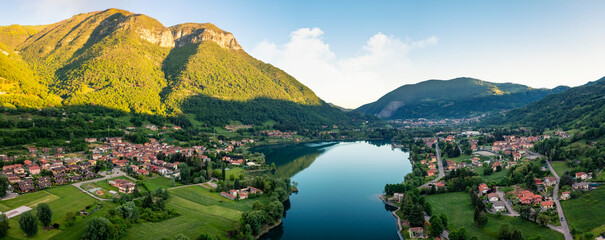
[419,141,445,189]
[3,206,32,219]
[496,190,520,217]
[72,168,133,201]
[168,178,219,190]
[545,157,573,240]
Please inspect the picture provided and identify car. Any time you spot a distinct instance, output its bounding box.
[561,218,564,221]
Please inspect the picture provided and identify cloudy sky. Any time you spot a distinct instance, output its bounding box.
[2,0,605,108]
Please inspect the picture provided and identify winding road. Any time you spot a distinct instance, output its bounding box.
[545,157,573,240]
[419,141,445,189]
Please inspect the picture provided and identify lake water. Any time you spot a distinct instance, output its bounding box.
[253,141,412,240]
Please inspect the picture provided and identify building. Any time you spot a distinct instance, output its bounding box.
[575,172,588,180]
[544,177,556,187]
[427,169,435,177]
[561,192,570,200]
[572,182,589,190]
[409,227,425,239]
[478,183,490,194]
[493,201,506,212]
[108,179,136,193]
[487,193,499,202]
[540,201,555,211]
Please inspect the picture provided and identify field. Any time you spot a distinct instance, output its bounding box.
[475,166,509,183]
[551,161,572,176]
[0,185,117,240]
[425,192,564,240]
[142,176,182,192]
[561,186,605,235]
[125,185,265,239]
[444,154,472,163]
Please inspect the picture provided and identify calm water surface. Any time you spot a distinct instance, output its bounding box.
[254,141,412,240]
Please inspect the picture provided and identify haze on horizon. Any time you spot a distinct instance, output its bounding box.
[1,0,604,108]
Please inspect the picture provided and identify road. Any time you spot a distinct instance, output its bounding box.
[72,168,134,201]
[419,141,445,189]
[545,158,573,240]
[495,190,519,217]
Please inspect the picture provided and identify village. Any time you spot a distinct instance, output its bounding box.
[385,127,602,240]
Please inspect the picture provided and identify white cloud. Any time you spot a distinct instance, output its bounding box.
[251,28,438,109]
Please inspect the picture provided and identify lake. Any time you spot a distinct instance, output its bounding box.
[253,141,412,240]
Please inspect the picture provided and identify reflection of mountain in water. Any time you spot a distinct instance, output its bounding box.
[251,142,339,178]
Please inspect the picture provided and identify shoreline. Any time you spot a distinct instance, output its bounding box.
[379,195,405,240]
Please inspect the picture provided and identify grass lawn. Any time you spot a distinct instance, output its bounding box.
[444,154,472,163]
[226,167,244,180]
[425,192,564,240]
[142,176,182,192]
[551,161,571,176]
[1,185,118,240]
[475,167,508,183]
[125,185,263,239]
[561,186,605,234]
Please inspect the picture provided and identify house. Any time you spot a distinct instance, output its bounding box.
[493,201,506,212]
[409,227,425,239]
[427,169,435,177]
[517,190,542,205]
[575,172,588,180]
[487,193,499,202]
[136,169,150,176]
[393,193,404,202]
[435,181,445,189]
[572,182,589,190]
[540,201,555,211]
[561,192,570,200]
[28,165,41,175]
[544,177,556,187]
[108,179,136,193]
[478,183,490,194]
[492,162,502,171]
[18,181,35,193]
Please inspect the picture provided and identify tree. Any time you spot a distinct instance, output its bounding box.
[498,224,511,240]
[519,206,531,220]
[174,233,190,240]
[511,229,524,240]
[0,175,9,198]
[142,194,153,209]
[0,213,9,238]
[536,214,548,227]
[82,217,114,240]
[476,211,488,227]
[19,211,38,237]
[197,233,217,240]
[440,213,448,228]
[36,203,53,227]
[424,201,432,216]
[117,201,139,221]
[449,227,470,240]
[429,216,444,237]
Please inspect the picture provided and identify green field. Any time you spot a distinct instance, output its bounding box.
[445,154,472,163]
[425,192,564,240]
[0,186,117,240]
[142,176,182,192]
[551,161,572,176]
[476,166,509,183]
[125,185,263,239]
[561,186,605,235]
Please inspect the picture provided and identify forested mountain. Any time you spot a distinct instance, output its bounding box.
[356,77,568,119]
[0,8,361,129]
[486,76,605,130]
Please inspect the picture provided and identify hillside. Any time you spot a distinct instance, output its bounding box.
[486,76,605,130]
[0,8,358,129]
[356,77,568,119]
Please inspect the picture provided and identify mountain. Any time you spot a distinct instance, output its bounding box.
[356,77,568,119]
[486,76,605,130]
[0,9,361,129]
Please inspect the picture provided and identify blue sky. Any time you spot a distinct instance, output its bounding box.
[2,0,605,108]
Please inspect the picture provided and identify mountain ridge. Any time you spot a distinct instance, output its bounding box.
[0,8,363,130]
[356,77,569,119]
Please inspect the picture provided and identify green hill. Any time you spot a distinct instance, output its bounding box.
[486,76,605,130]
[0,8,359,128]
[356,77,567,119]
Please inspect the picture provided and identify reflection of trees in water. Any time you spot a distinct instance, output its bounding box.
[384,203,398,212]
[252,142,339,178]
